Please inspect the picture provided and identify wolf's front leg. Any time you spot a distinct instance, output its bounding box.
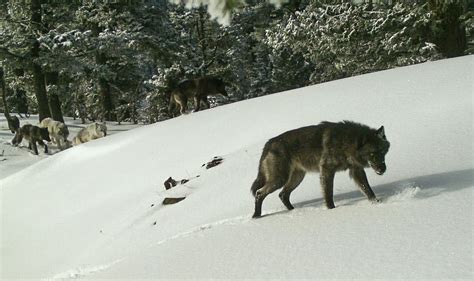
[57,137,63,150]
[350,168,378,202]
[193,96,202,112]
[41,141,48,154]
[320,167,336,209]
[203,97,210,109]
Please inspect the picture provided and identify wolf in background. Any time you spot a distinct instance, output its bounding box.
[72,122,107,145]
[169,77,228,116]
[40,117,70,150]
[251,121,390,218]
[12,124,51,155]
[7,115,20,134]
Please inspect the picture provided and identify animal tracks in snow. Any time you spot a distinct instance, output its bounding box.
[153,215,252,246]
[383,184,421,203]
[52,259,123,279]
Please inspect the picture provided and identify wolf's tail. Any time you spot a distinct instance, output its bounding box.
[250,170,265,197]
[251,142,273,197]
[168,94,176,113]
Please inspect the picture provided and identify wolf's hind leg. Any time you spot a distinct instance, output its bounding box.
[30,141,38,155]
[252,148,291,218]
[176,95,187,115]
[253,178,286,218]
[253,160,289,218]
[279,169,306,210]
[178,101,187,115]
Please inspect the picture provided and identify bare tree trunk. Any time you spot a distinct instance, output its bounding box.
[428,0,467,58]
[0,67,11,119]
[11,68,29,117]
[45,71,64,122]
[31,0,51,122]
[96,51,115,121]
[197,8,207,75]
[1,67,21,134]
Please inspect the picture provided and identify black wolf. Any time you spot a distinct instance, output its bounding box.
[169,77,228,116]
[7,115,20,134]
[12,124,51,155]
[251,121,390,218]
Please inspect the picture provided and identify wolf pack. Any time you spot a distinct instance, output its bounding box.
[7,116,107,155]
[5,76,227,155]
[5,76,391,218]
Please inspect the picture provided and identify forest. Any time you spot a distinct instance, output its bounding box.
[0,0,472,124]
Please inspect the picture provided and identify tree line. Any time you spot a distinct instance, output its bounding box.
[0,0,472,124]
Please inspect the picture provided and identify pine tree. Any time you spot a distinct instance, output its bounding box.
[264,2,442,84]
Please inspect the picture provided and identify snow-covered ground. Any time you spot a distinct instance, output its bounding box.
[1,56,473,279]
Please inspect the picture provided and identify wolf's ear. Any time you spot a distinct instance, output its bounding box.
[376,126,386,140]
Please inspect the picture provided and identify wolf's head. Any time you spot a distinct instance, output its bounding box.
[95,123,107,137]
[213,78,228,97]
[360,126,390,175]
[58,124,69,139]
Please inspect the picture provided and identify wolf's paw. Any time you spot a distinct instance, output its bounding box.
[252,212,262,219]
[370,198,382,204]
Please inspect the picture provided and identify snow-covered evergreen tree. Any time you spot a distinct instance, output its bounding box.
[1,0,470,124]
[264,2,442,84]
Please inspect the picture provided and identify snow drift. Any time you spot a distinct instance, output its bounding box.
[1,56,473,279]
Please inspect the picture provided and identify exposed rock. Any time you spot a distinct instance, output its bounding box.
[162,197,186,205]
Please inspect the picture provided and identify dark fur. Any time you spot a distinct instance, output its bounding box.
[169,77,228,116]
[251,121,390,218]
[12,124,51,155]
[7,115,20,134]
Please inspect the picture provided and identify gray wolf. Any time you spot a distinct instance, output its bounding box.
[169,77,228,116]
[40,117,70,150]
[250,121,390,218]
[12,124,51,155]
[72,122,107,145]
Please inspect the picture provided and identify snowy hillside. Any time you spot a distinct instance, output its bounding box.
[1,56,473,279]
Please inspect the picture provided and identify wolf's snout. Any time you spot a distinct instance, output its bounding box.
[370,161,386,175]
[375,164,386,175]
